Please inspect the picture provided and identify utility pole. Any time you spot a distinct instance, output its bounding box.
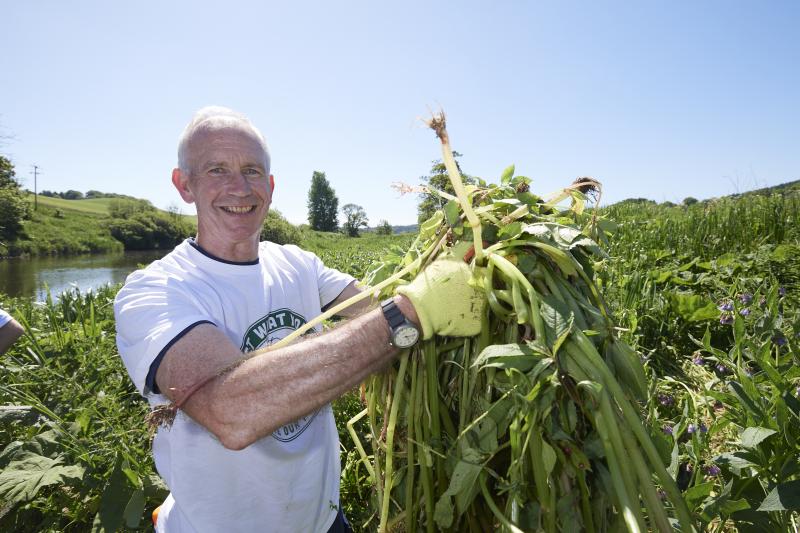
[31,165,41,210]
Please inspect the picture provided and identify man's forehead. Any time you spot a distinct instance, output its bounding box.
[187,126,268,162]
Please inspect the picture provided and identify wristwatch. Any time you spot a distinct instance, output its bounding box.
[381,298,420,349]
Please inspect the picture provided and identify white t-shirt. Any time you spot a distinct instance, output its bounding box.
[0,309,12,328]
[114,239,355,533]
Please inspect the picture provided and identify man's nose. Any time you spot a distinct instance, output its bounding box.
[226,171,253,195]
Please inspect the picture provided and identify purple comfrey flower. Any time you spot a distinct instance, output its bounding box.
[772,335,787,347]
[759,297,767,307]
[718,301,734,312]
[663,425,674,435]
[713,401,724,411]
[658,394,675,407]
[705,465,721,476]
[699,422,708,433]
[778,287,786,297]
[739,308,751,317]
[716,363,728,374]
[687,423,696,434]
[720,313,734,325]
[739,293,753,305]
[692,354,705,365]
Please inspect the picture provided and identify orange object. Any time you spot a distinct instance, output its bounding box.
[152,505,161,527]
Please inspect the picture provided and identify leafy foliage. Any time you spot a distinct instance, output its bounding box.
[375,220,392,235]
[261,209,302,245]
[0,156,29,246]
[341,203,368,237]
[417,152,474,223]
[307,171,339,232]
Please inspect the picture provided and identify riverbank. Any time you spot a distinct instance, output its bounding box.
[1,194,195,258]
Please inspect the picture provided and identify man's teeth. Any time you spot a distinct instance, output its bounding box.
[221,206,255,214]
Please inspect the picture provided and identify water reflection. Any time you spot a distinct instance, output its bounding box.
[0,251,165,300]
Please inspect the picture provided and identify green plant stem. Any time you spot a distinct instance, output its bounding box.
[379,352,409,532]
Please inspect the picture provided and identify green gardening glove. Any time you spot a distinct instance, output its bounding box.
[396,257,487,340]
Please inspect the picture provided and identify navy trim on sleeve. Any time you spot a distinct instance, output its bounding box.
[321,281,356,312]
[145,320,215,395]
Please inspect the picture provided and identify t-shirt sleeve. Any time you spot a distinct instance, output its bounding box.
[114,269,217,398]
[0,309,11,328]
[288,246,356,308]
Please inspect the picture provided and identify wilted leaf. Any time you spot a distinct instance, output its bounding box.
[0,451,85,504]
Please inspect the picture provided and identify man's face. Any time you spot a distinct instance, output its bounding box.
[172,126,273,254]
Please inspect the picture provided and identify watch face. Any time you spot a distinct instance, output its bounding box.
[393,325,420,348]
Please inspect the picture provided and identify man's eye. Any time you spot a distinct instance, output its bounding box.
[243,168,262,177]
[209,167,225,174]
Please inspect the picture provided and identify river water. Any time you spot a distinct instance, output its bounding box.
[0,251,166,301]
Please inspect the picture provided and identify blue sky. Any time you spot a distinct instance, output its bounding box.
[2,1,798,225]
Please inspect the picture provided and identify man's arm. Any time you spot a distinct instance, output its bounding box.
[324,281,376,318]
[155,294,417,450]
[0,318,25,355]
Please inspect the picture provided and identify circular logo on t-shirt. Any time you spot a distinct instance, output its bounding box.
[241,309,320,442]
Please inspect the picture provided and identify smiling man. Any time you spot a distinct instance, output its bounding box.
[114,106,486,532]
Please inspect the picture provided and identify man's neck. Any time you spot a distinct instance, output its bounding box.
[194,234,260,263]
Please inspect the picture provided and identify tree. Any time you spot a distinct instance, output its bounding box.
[682,197,698,206]
[0,156,29,244]
[307,171,339,231]
[417,152,474,223]
[0,155,21,190]
[341,204,368,237]
[376,220,393,235]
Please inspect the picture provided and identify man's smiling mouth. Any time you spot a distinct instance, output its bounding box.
[220,206,257,214]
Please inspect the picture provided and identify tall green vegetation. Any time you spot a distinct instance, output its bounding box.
[0,156,29,249]
[307,170,339,231]
[417,152,474,223]
[261,209,302,245]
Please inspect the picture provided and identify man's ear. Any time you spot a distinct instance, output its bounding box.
[172,168,195,203]
[269,174,275,193]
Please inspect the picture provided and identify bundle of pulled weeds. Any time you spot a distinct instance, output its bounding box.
[348,113,696,533]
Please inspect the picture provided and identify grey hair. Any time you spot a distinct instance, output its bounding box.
[177,106,270,175]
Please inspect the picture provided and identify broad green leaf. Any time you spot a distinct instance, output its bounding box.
[93,455,132,533]
[123,489,146,528]
[500,164,515,185]
[472,343,547,372]
[0,451,85,504]
[497,221,522,239]
[684,482,714,508]
[668,292,719,322]
[758,480,800,511]
[714,452,756,471]
[541,439,557,476]
[728,381,766,419]
[540,295,572,348]
[443,200,460,227]
[739,427,777,449]
[434,494,455,529]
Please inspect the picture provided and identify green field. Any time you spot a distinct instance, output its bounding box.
[1,184,798,532]
[27,194,120,215]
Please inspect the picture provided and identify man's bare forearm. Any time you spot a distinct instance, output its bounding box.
[158,295,417,450]
[0,319,24,355]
